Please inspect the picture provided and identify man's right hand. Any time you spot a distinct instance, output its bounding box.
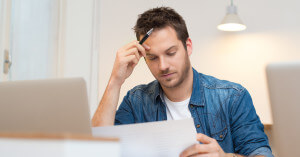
[110,41,149,86]
[92,41,149,126]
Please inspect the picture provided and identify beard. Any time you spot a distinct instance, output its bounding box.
[158,54,191,89]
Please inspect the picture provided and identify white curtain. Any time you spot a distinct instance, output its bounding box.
[9,0,59,81]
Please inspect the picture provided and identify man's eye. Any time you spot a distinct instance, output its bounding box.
[147,56,157,60]
[168,52,176,56]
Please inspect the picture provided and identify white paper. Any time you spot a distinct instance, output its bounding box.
[92,118,198,157]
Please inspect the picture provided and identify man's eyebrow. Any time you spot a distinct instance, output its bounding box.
[146,45,178,56]
[146,52,154,56]
[165,45,177,52]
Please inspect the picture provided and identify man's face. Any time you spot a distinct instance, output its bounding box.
[143,26,192,89]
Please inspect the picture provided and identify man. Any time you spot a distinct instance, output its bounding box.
[92,7,273,157]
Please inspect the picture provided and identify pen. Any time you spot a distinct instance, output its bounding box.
[139,28,154,44]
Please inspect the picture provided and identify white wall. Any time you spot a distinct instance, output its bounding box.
[60,0,99,117]
[96,0,300,125]
[62,0,93,81]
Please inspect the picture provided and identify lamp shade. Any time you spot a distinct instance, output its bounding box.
[217,5,246,31]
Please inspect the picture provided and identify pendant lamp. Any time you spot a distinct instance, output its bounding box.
[217,0,246,31]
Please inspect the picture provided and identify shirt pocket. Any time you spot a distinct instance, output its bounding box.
[211,126,228,141]
[206,112,228,141]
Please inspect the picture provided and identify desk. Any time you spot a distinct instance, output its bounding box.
[0,133,120,157]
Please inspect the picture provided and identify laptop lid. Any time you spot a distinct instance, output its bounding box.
[266,62,300,156]
[0,78,91,135]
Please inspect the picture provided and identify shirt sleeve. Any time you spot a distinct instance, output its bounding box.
[249,147,274,157]
[114,91,135,125]
[230,88,273,155]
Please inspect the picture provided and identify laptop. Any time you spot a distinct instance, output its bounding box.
[0,78,92,135]
[266,62,300,157]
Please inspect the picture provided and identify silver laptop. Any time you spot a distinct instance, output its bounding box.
[0,78,91,135]
[266,62,300,157]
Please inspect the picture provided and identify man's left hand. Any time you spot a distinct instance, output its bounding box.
[180,133,230,157]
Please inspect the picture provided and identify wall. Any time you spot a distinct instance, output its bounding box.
[95,0,300,125]
[60,0,99,116]
[62,0,94,81]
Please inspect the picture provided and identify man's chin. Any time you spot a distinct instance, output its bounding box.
[159,80,178,89]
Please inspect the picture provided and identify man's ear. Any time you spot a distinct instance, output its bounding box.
[186,38,192,56]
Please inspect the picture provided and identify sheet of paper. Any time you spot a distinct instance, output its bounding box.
[92,118,198,157]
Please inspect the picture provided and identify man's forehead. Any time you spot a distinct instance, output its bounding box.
[142,27,177,42]
[142,26,180,54]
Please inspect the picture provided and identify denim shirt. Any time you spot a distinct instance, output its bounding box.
[115,68,273,156]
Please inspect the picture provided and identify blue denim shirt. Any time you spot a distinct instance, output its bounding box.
[115,68,273,156]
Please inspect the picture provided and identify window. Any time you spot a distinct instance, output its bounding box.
[0,0,100,116]
[8,0,59,81]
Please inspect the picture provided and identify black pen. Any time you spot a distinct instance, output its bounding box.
[139,28,154,44]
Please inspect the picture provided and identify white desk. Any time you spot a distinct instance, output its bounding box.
[0,133,120,157]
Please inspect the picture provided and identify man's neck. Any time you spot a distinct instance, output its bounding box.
[162,67,193,102]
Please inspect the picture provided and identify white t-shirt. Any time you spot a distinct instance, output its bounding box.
[163,93,192,120]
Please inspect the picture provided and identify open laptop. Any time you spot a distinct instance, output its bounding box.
[266,62,300,157]
[0,78,92,135]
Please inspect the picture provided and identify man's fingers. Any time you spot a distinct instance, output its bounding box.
[180,144,200,157]
[125,48,140,60]
[180,134,225,157]
[120,41,149,58]
[180,144,211,157]
[122,40,138,50]
[197,133,213,144]
[123,55,139,66]
[136,42,148,57]
[189,154,209,157]
[143,43,150,50]
[187,154,202,157]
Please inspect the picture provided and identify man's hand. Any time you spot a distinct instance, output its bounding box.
[180,133,229,157]
[92,41,149,127]
[110,41,149,86]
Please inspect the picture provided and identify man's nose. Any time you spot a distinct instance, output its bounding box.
[158,57,169,71]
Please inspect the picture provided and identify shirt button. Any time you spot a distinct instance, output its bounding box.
[196,124,200,128]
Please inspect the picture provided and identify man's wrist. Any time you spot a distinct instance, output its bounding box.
[108,76,123,88]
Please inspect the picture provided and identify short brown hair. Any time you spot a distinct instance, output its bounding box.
[134,7,189,49]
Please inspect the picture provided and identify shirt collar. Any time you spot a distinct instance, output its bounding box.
[189,68,205,106]
[154,67,205,106]
[153,80,162,102]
